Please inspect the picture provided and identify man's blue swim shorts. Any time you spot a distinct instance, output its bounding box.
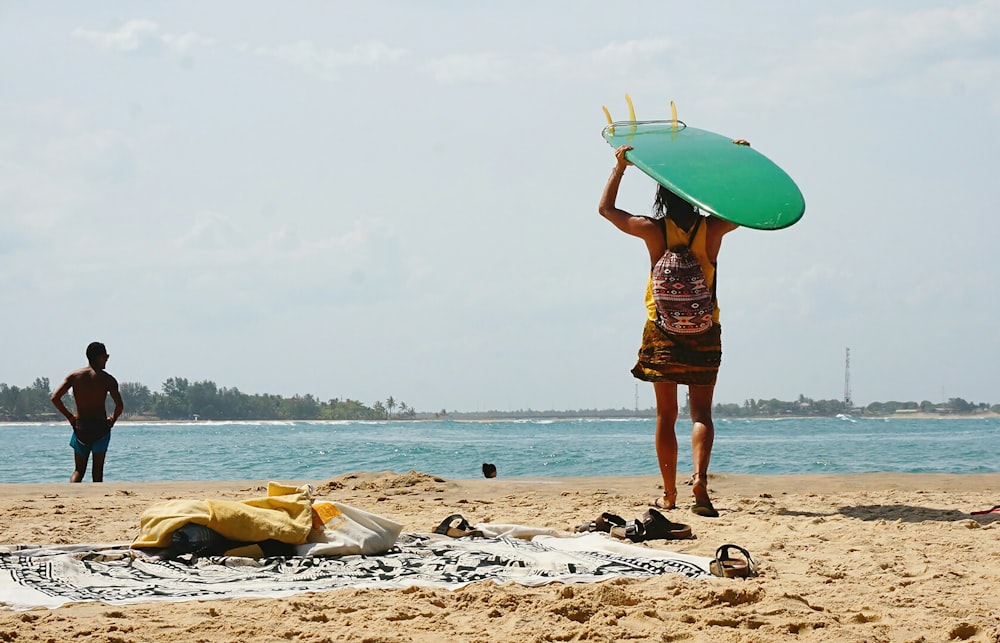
[70,431,111,457]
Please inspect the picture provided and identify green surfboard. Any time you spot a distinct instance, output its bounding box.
[602,120,805,230]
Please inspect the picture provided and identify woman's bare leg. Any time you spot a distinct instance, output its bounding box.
[688,384,717,513]
[652,381,679,509]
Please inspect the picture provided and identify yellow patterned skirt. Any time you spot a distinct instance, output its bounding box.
[631,320,722,386]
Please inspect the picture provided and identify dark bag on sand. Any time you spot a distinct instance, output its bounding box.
[651,217,714,335]
[74,418,111,445]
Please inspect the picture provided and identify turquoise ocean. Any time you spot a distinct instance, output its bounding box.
[1,416,998,484]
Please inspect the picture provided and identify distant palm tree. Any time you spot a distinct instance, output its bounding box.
[386,396,396,420]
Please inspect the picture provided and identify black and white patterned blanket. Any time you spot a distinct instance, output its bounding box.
[0,533,712,610]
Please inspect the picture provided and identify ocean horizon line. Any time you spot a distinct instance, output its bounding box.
[3,410,998,426]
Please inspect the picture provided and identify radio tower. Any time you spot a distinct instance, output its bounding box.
[844,347,853,408]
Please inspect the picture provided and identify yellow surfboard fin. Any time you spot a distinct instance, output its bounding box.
[625,93,637,138]
[670,100,678,131]
[602,105,614,135]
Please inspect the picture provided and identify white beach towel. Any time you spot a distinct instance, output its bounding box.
[0,533,714,611]
[473,522,573,539]
[298,501,402,556]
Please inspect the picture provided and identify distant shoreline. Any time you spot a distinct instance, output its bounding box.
[3,411,998,424]
[877,411,1000,420]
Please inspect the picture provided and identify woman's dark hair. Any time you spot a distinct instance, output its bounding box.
[652,184,699,231]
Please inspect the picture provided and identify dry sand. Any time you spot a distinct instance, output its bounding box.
[2,471,999,642]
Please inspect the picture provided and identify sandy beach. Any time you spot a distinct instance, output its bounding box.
[2,471,998,642]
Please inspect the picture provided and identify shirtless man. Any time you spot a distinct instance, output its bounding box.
[50,342,124,482]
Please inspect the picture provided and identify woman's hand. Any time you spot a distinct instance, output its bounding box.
[614,145,633,170]
[732,139,750,146]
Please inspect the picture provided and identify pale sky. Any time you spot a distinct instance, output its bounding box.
[2,1,998,412]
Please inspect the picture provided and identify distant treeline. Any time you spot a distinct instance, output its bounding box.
[0,377,416,422]
[1,378,996,422]
[445,395,998,420]
[714,395,996,417]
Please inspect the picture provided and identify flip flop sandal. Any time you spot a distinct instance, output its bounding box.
[710,544,757,578]
[971,504,1000,515]
[639,508,693,541]
[576,512,627,533]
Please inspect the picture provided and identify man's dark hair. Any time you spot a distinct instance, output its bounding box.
[86,341,108,365]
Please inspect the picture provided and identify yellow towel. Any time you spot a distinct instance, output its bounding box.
[133,482,314,548]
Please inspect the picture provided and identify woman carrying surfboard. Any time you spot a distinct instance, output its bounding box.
[599,144,740,517]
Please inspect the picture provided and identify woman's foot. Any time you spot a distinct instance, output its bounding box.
[691,472,719,517]
[650,487,677,510]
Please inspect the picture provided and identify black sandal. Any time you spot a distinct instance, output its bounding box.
[433,514,483,538]
[576,512,627,533]
[691,472,720,518]
[608,509,692,543]
[610,518,646,543]
[709,544,757,578]
[639,508,692,540]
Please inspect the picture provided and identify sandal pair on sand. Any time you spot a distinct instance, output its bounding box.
[577,515,757,579]
[650,495,719,518]
[576,508,692,542]
[437,512,755,579]
[655,472,720,517]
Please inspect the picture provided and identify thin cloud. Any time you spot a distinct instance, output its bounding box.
[72,19,159,52]
[72,19,214,56]
[155,213,401,310]
[0,102,133,233]
[807,2,1000,88]
[171,211,239,251]
[160,32,216,55]
[243,40,408,81]
[591,38,677,65]
[170,212,385,264]
[39,128,132,173]
[688,2,1000,110]
[421,52,510,85]
[420,38,679,86]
